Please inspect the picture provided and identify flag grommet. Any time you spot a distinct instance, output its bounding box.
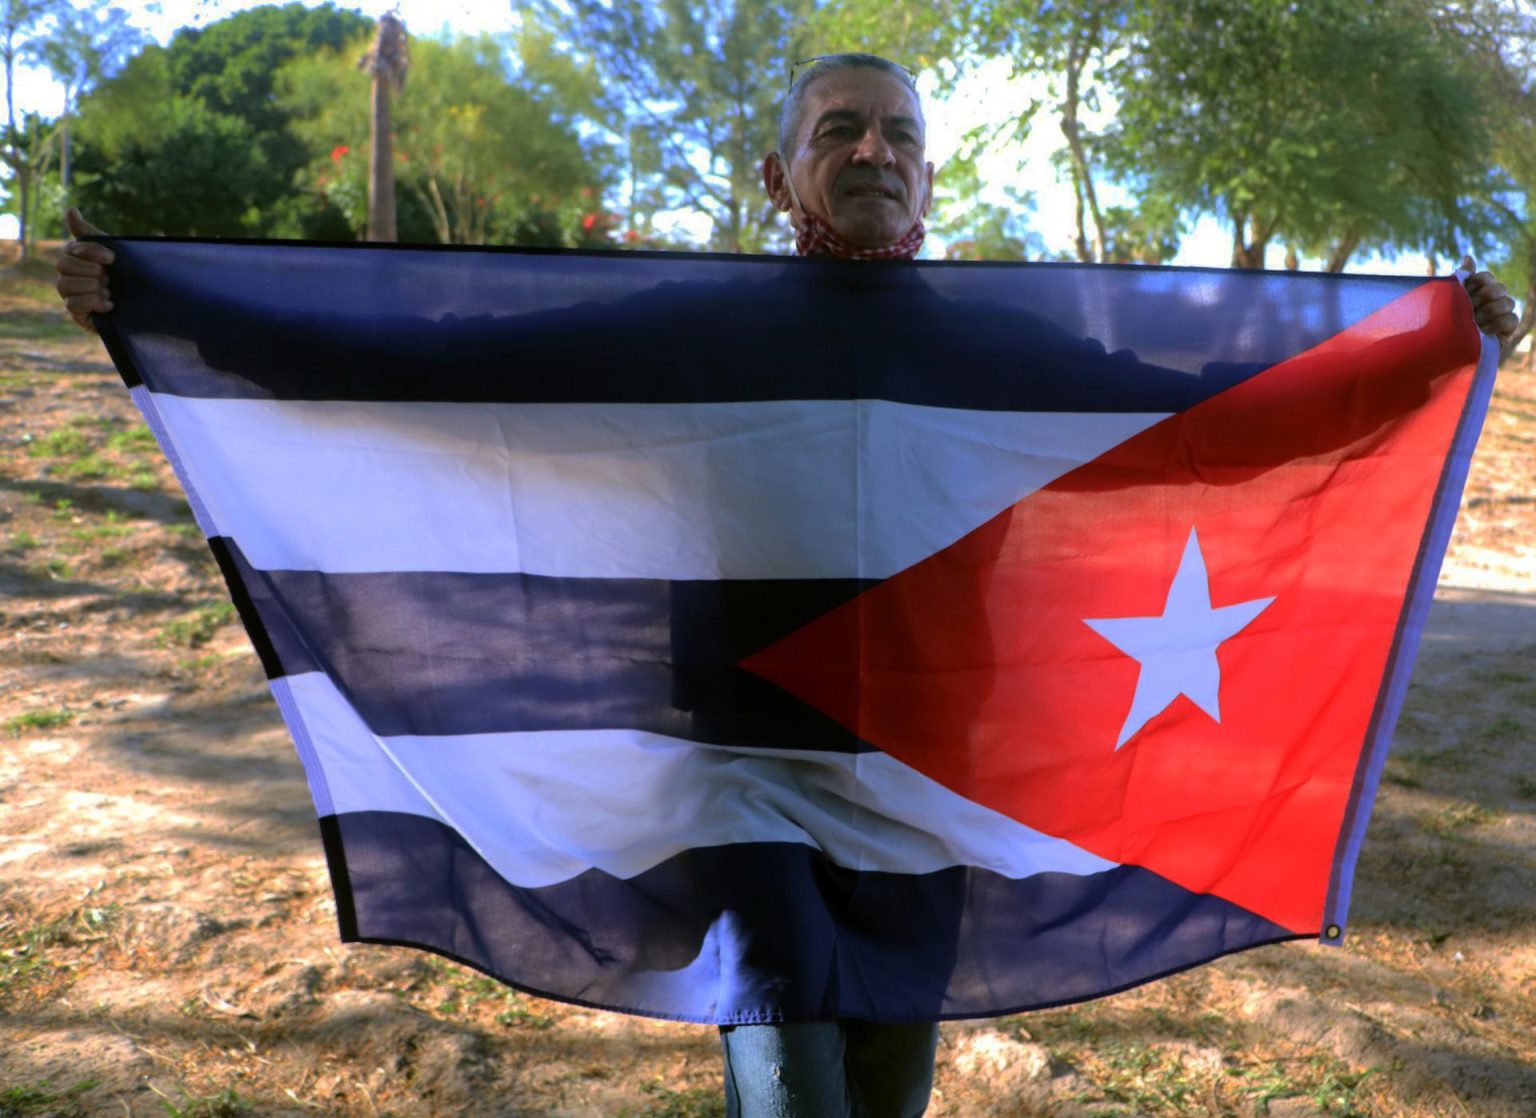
[1325,925,1343,941]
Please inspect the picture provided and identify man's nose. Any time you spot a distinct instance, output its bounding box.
[851,127,895,167]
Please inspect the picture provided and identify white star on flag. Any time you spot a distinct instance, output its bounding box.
[1085,528,1275,749]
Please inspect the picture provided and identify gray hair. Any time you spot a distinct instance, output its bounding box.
[777,53,921,155]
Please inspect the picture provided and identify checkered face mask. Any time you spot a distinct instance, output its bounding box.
[794,209,927,261]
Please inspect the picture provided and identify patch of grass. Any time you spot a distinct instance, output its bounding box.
[51,498,75,519]
[4,708,73,735]
[1232,1057,1374,1118]
[1469,666,1531,687]
[1086,1043,1206,1115]
[1302,1064,1375,1117]
[24,429,91,459]
[0,906,115,1008]
[98,546,131,566]
[1383,748,1468,789]
[0,1078,99,1117]
[628,1083,724,1118]
[51,452,114,481]
[157,602,237,648]
[426,961,558,1029]
[1420,802,1499,839]
[0,312,80,342]
[1381,759,1422,789]
[66,510,131,542]
[1479,715,1525,742]
[176,652,224,674]
[6,530,40,551]
[42,557,70,580]
[147,1086,252,1118]
[106,425,158,453]
[496,993,557,1030]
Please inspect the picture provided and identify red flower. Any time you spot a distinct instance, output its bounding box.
[330,144,350,163]
[582,214,598,231]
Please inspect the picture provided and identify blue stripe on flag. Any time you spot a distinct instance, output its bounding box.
[221,538,874,747]
[324,810,1301,1024]
[105,239,1411,408]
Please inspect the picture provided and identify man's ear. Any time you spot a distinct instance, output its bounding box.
[763,152,793,214]
[921,160,935,219]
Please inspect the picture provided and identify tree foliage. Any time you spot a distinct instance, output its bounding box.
[1444,0,1536,359]
[533,0,825,253]
[29,0,144,203]
[70,2,372,235]
[279,31,614,246]
[30,1,141,117]
[961,0,1129,263]
[930,154,1044,260]
[822,0,1530,274]
[2,0,52,256]
[0,108,57,241]
[1109,0,1501,270]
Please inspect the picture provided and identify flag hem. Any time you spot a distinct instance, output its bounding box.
[1319,326,1501,944]
[89,233,1460,283]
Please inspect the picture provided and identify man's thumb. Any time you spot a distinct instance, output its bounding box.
[65,207,106,238]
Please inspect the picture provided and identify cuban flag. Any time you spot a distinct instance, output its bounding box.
[95,240,1496,1024]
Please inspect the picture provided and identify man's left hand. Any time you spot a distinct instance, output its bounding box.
[1461,255,1519,345]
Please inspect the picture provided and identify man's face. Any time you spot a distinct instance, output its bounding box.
[765,68,934,248]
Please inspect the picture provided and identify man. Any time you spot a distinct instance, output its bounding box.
[51,51,1521,1118]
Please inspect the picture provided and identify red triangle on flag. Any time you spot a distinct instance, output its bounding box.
[742,279,1482,934]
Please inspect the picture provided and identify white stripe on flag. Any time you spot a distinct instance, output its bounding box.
[277,671,1117,888]
[142,394,1167,579]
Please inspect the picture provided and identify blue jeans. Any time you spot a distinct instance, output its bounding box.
[719,1021,939,1118]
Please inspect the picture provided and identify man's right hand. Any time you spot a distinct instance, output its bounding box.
[55,207,114,334]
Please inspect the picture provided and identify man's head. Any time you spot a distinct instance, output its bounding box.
[763,53,934,252]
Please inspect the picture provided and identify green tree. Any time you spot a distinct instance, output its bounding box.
[962,0,1131,263]
[2,0,48,257]
[1100,203,1181,266]
[1449,0,1536,361]
[29,0,144,199]
[534,0,823,253]
[824,0,1523,274]
[0,108,57,248]
[1110,0,1500,270]
[279,32,613,247]
[930,154,1045,260]
[71,2,372,236]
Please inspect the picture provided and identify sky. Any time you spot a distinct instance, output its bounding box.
[3,0,1438,275]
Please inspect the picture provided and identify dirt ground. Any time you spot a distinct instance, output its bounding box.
[1,250,1533,1118]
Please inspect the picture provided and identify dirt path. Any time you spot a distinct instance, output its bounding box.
[2,258,1533,1117]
